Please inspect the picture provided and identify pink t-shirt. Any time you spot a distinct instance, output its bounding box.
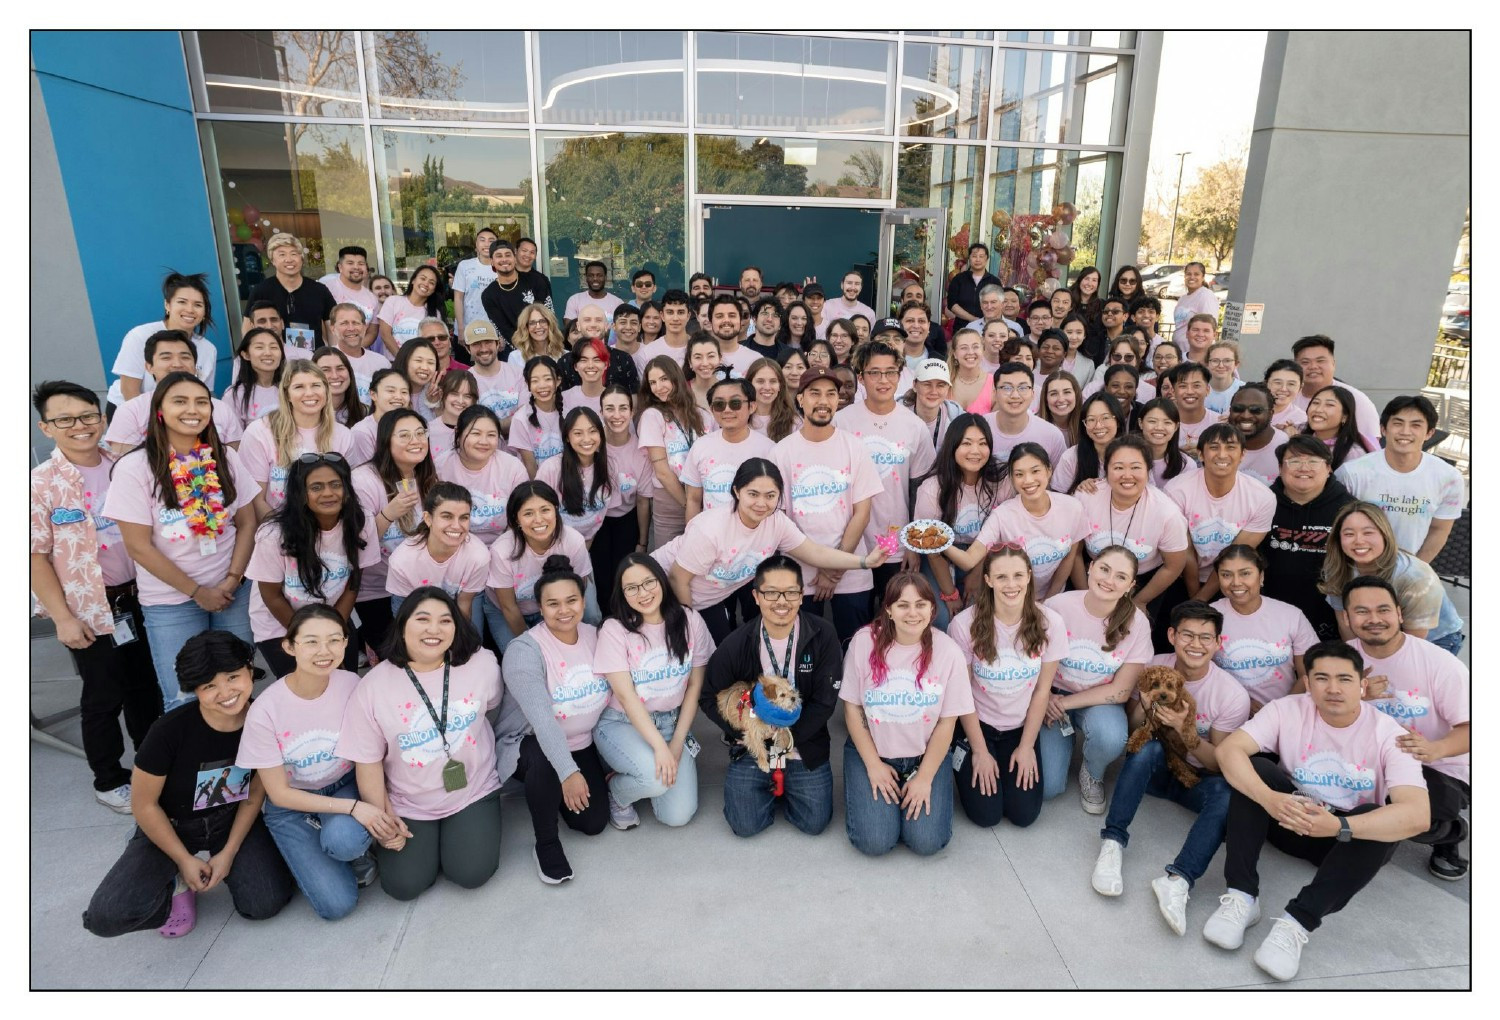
[335,650,504,820]
[1350,636,1469,784]
[236,670,361,791]
[507,406,564,467]
[73,458,135,586]
[716,344,763,380]
[976,492,1087,594]
[914,477,1003,547]
[636,337,691,375]
[425,418,457,464]
[649,536,682,575]
[386,534,492,598]
[1043,590,1154,693]
[104,393,244,450]
[1074,483,1190,574]
[1239,431,1290,487]
[236,419,354,510]
[435,450,530,544]
[561,388,602,417]
[528,623,610,750]
[322,276,379,320]
[947,604,1069,732]
[681,429,777,513]
[375,295,429,352]
[226,385,281,429]
[346,415,382,467]
[536,457,621,540]
[342,348,390,404]
[595,611,715,712]
[772,428,885,595]
[1047,445,1096,495]
[605,435,654,514]
[101,447,260,607]
[472,362,525,423]
[1177,410,1224,451]
[1150,455,1199,489]
[246,518,382,642]
[834,402,938,548]
[1238,694,1428,811]
[673,506,807,609]
[351,464,424,602]
[840,628,975,759]
[1210,596,1319,705]
[1271,403,1308,431]
[1146,653,1251,768]
[486,527,592,616]
[988,413,1068,467]
[1163,471,1276,582]
[636,407,704,477]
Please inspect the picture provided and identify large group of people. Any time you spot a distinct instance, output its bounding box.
[33,231,1468,982]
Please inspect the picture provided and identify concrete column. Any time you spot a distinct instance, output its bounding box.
[1230,30,1469,413]
[1111,31,1162,276]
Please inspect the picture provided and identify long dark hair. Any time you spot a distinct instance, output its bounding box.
[609,552,691,664]
[228,326,284,418]
[1071,392,1125,495]
[635,355,705,441]
[382,585,482,667]
[1302,384,1371,468]
[161,270,216,334]
[408,481,472,546]
[522,355,560,429]
[403,265,447,318]
[971,545,1049,661]
[505,480,561,561]
[313,346,368,426]
[866,571,937,688]
[390,337,439,390]
[776,299,814,347]
[372,408,438,536]
[130,371,238,508]
[1069,266,1103,325]
[453,404,503,463]
[929,413,1006,527]
[265,454,366,599]
[1138,396,1187,480]
[558,406,613,516]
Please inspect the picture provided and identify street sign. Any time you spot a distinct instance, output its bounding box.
[1241,303,1264,335]
[1222,301,1243,341]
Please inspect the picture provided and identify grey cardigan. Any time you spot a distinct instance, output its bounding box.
[494,632,581,785]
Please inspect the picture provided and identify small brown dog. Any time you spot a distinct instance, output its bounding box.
[1126,665,1202,788]
[716,675,799,772]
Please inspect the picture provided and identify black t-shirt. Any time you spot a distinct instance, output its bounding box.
[557,346,640,394]
[743,337,787,363]
[246,277,338,345]
[481,273,555,341]
[134,702,253,822]
[945,270,1001,327]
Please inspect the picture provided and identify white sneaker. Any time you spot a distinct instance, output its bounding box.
[1254,917,1310,981]
[94,783,132,815]
[1203,890,1261,950]
[1078,762,1106,814]
[1152,873,1191,935]
[1091,839,1124,896]
[607,791,640,831]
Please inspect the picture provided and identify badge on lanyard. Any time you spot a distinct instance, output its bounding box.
[199,535,218,557]
[405,662,467,792]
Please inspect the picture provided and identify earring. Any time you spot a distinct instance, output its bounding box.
[156,412,164,422]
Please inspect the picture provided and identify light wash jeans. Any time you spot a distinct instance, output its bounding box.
[481,581,603,651]
[842,738,954,856]
[1036,702,1129,801]
[259,771,371,921]
[592,706,699,826]
[141,580,253,709]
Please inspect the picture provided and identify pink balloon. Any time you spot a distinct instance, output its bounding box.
[1038,250,1058,268]
[242,204,260,224]
[1047,230,1068,250]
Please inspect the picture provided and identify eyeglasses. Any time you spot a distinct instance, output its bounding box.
[1176,631,1219,648]
[863,369,901,380]
[1208,358,1238,368]
[1083,415,1116,427]
[392,428,429,442]
[294,635,348,650]
[297,452,348,466]
[1103,307,1125,316]
[1228,404,1263,414]
[756,589,803,603]
[710,398,747,412]
[1283,456,1328,469]
[621,577,660,597]
[996,383,1034,395]
[44,411,103,428]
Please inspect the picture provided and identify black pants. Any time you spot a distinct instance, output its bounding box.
[1223,755,1397,932]
[82,808,293,937]
[354,598,394,657]
[954,721,1045,829]
[514,735,609,846]
[1149,573,1191,653]
[869,562,901,617]
[589,511,639,600]
[1413,767,1470,846]
[68,584,164,791]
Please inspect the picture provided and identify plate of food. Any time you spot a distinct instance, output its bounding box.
[897,519,955,556]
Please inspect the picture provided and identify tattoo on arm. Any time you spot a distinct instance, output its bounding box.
[851,705,870,732]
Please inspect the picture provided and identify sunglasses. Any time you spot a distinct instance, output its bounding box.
[297,451,347,466]
[710,398,747,412]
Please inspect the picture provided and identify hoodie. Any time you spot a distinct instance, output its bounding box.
[1263,475,1355,640]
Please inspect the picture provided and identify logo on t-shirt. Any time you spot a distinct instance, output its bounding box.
[395,694,481,766]
[664,422,692,472]
[630,647,691,704]
[1214,637,1292,684]
[700,459,737,508]
[156,507,195,544]
[193,763,252,811]
[972,649,1041,698]
[551,664,609,720]
[1085,528,1154,562]
[479,388,521,420]
[278,728,351,787]
[1057,638,1123,689]
[1374,688,1432,724]
[788,464,851,515]
[1290,749,1377,811]
[1186,514,1240,559]
[284,556,351,602]
[468,492,507,533]
[855,433,911,477]
[863,669,943,726]
[534,431,565,463]
[1024,533,1072,567]
[953,503,984,541]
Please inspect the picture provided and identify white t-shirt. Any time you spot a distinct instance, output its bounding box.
[451,257,497,327]
[563,291,624,322]
[1335,453,1466,557]
[108,321,218,407]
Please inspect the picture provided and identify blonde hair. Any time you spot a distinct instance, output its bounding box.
[1207,340,1241,364]
[269,361,336,467]
[512,303,566,362]
[1319,502,1400,597]
[745,356,797,442]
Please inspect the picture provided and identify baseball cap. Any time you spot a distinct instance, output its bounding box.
[802,283,825,299]
[914,359,951,384]
[464,320,499,345]
[873,317,907,339]
[796,367,841,395]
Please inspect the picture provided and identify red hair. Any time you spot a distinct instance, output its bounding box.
[866,571,937,688]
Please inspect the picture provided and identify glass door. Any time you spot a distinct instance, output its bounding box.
[878,207,945,320]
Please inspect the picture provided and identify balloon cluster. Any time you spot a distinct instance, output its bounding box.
[226,203,271,250]
[995,202,1079,294]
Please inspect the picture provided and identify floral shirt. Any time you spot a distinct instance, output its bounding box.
[30,447,119,634]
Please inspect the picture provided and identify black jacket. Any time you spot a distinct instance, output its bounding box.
[1263,476,1355,640]
[700,612,844,772]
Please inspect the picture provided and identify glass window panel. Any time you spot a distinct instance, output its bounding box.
[539,133,686,305]
[367,31,527,123]
[1088,31,1123,48]
[993,48,1077,145]
[696,32,893,133]
[1080,70,1120,147]
[900,42,990,140]
[196,30,363,117]
[898,143,985,307]
[203,121,374,310]
[374,127,533,285]
[986,148,1120,295]
[1003,31,1086,46]
[697,135,888,199]
[1088,51,1119,74]
[906,31,994,40]
[535,31,684,126]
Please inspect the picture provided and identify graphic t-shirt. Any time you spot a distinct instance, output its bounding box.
[237,670,361,791]
[772,428,885,595]
[386,534,492,598]
[246,518,382,641]
[1238,431,1290,487]
[507,407,564,467]
[236,420,355,511]
[376,295,431,353]
[451,257,497,327]
[1163,471,1276,582]
[1043,590,1154,693]
[1210,596,1319,705]
[1239,694,1427,811]
[486,528,593,616]
[1350,636,1470,785]
[1074,483,1190,574]
[681,430,777,513]
[835,403,937,550]
[536,457,621,540]
[336,650,504,821]
[595,611,716,713]
[530,622,610,750]
[72,458,134,586]
[350,464,424,602]
[977,492,1087,594]
[135,703,254,822]
[320,276,379,322]
[436,450,531,544]
[605,436,654,514]
[947,604,1069,732]
[104,393,245,451]
[1146,653,1251,767]
[637,407,707,486]
[471,362,525,423]
[1335,453,1466,557]
[673,506,806,609]
[987,413,1068,467]
[840,628,974,759]
[914,477,1005,548]
[247,276,337,347]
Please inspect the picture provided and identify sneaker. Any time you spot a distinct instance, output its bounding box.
[1078,762,1106,814]
[534,842,574,885]
[352,853,379,888]
[1152,873,1191,936]
[607,791,640,831]
[1253,917,1309,981]
[158,875,197,938]
[1203,890,1261,950]
[94,783,133,815]
[1429,840,1469,881]
[1091,839,1124,896]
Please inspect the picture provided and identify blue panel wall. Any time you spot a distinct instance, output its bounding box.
[32,31,230,390]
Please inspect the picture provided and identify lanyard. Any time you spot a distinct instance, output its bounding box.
[761,623,797,683]
[404,663,453,758]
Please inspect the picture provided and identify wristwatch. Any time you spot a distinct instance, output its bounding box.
[1335,815,1352,843]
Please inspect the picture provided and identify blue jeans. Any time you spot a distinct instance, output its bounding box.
[722,752,833,837]
[1430,629,1465,656]
[843,739,954,856]
[1099,739,1231,887]
[260,772,371,920]
[1036,702,1129,801]
[592,706,699,827]
[141,580,253,709]
[482,581,602,650]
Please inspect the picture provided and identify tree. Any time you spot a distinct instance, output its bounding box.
[836,146,887,194]
[696,137,810,197]
[1180,157,1247,270]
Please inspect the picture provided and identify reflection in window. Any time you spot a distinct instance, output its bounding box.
[535,31,684,126]
[196,30,363,117]
[203,121,374,305]
[375,128,533,282]
[899,143,985,298]
[697,135,888,199]
[539,133,686,302]
[987,148,1121,294]
[367,31,527,122]
[900,42,990,140]
[906,31,994,40]
[992,49,1127,147]
[696,32,893,133]
[1003,31,1087,46]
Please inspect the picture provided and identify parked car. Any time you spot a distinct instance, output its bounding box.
[1440,289,1470,343]
[1139,263,1183,293]
[1210,270,1231,299]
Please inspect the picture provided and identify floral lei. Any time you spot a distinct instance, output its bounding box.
[169,444,230,536]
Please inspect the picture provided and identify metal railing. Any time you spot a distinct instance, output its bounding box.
[1428,340,1470,389]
